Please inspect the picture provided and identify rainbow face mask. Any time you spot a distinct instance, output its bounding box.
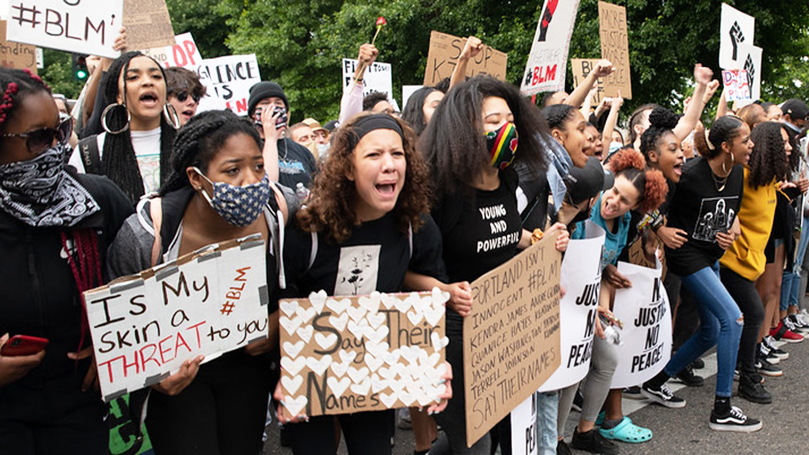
[486,122,519,169]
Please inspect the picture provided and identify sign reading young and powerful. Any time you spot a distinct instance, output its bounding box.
[464,233,562,447]
[84,235,270,402]
[597,1,632,99]
[423,31,507,86]
[195,54,261,116]
[520,0,581,96]
[277,289,448,419]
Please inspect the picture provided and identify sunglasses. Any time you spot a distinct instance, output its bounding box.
[174,91,202,103]
[1,117,73,154]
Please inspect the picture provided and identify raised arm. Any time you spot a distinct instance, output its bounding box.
[566,59,614,109]
[449,36,483,91]
[338,44,378,125]
[673,64,717,141]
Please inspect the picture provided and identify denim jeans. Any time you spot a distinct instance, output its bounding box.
[781,270,800,311]
[536,391,558,455]
[664,263,743,397]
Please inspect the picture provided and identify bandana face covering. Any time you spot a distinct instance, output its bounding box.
[193,167,271,227]
[486,122,519,169]
[0,143,100,227]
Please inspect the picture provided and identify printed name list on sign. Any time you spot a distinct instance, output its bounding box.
[195,54,261,116]
[519,0,581,96]
[5,0,123,58]
[464,233,562,447]
[277,289,449,419]
[83,235,270,402]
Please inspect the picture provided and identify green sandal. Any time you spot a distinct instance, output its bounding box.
[598,417,652,443]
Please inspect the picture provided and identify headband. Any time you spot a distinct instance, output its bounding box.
[348,114,404,150]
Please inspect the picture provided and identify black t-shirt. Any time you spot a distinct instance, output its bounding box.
[282,213,447,297]
[277,137,318,190]
[666,157,744,276]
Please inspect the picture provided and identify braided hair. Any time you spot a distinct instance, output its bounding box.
[160,110,261,196]
[639,106,679,162]
[103,51,177,204]
[0,67,50,132]
[60,229,103,353]
[543,103,577,131]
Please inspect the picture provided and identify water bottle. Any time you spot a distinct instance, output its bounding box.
[295,182,310,204]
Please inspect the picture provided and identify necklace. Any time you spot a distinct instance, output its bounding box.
[279,138,288,162]
[711,171,727,192]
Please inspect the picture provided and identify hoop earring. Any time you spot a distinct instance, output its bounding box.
[101,103,131,135]
[163,103,181,130]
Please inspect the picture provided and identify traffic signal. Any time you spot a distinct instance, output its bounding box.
[71,53,88,81]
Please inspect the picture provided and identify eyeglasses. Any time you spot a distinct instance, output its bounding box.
[174,91,202,103]
[1,117,73,154]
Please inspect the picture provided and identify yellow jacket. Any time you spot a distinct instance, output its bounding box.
[720,167,777,281]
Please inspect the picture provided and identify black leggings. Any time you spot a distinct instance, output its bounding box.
[285,410,394,455]
[719,267,765,374]
[145,351,274,455]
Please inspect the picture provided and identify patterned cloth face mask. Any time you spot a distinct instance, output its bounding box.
[193,167,271,227]
[485,122,519,170]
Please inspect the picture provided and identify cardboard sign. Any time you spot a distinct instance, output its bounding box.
[510,393,538,455]
[719,3,755,70]
[722,69,751,102]
[140,32,202,70]
[609,260,672,388]
[341,58,392,99]
[84,235,270,402]
[519,0,581,96]
[597,1,632,99]
[5,0,123,58]
[122,0,174,51]
[738,44,762,101]
[423,31,507,86]
[571,58,604,107]
[195,54,261,116]
[277,289,448,418]
[0,20,36,73]
[538,221,605,392]
[464,233,562,447]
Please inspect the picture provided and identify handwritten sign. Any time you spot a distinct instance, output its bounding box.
[5,0,123,58]
[423,31,507,86]
[277,289,448,418]
[520,0,581,96]
[539,221,605,392]
[0,20,36,73]
[464,233,562,447]
[598,1,632,99]
[571,58,604,107]
[719,3,755,70]
[195,54,261,116]
[341,58,392,99]
[84,236,270,402]
[122,0,174,51]
[140,32,201,71]
[722,69,751,103]
[610,260,672,388]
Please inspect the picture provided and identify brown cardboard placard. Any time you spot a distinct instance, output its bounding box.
[598,1,632,99]
[123,0,175,51]
[571,58,604,107]
[278,290,448,418]
[463,233,562,447]
[423,31,507,86]
[0,20,37,74]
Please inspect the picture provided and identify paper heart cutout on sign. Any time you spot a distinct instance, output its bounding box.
[282,375,303,395]
[410,295,430,314]
[282,340,304,359]
[383,349,401,366]
[327,297,351,314]
[309,290,328,314]
[431,332,449,352]
[365,354,384,372]
[366,312,386,329]
[350,377,372,395]
[346,365,370,383]
[347,320,369,339]
[379,392,398,408]
[280,300,299,317]
[419,350,441,368]
[379,366,399,381]
[380,293,399,310]
[279,315,303,335]
[431,286,451,306]
[281,356,307,376]
[398,391,416,407]
[400,345,420,364]
[329,313,349,332]
[358,292,381,313]
[284,395,308,417]
[330,360,350,378]
[371,373,388,393]
[338,350,357,364]
[365,325,389,344]
[406,310,424,326]
[296,325,314,343]
[417,392,435,407]
[393,296,412,313]
[327,376,352,398]
[346,305,368,323]
[296,306,316,323]
[306,355,332,376]
[314,332,338,350]
[365,341,389,358]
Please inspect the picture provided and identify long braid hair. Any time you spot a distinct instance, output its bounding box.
[103,51,177,204]
[0,67,50,132]
[60,230,103,353]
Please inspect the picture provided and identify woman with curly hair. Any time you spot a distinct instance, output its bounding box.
[276,112,452,455]
[642,115,762,431]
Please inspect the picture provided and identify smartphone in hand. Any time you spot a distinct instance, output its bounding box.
[1,335,49,357]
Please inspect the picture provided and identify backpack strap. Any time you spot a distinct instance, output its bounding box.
[78,135,102,175]
[149,198,163,267]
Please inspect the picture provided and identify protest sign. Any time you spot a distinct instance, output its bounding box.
[141,32,202,70]
[510,393,538,455]
[277,289,448,418]
[123,0,174,51]
[598,1,632,99]
[722,69,751,102]
[84,235,270,402]
[0,20,37,73]
[539,221,605,392]
[195,54,261,115]
[739,44,762,101]
[341,58,393,99]
[5,0,123,58]
[719,3,755,70]
[423,31,507,86]
[571,58,604,107]
[520,0,581,96]
[464,233,562,447]
[0,0,6,20]
[610,260,672,388]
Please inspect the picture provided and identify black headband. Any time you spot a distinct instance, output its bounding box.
[349,114,404,150]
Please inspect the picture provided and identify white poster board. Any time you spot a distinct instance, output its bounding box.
[520,0,581,96]
[719,4,755,70]
[539,221,605,392]
[5,0,123,58]
[141,32,202,71]
[84,236,270,401]
[738,44,762,101]
[195,54,261,116]
[342,58,392,99]
[510,394,538,455]
[609,260,672,388]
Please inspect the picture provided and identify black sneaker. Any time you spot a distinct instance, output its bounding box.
[571,427,619,455]
[557,439,573,455]
[709,405,763,432]
[623,385,643,399]
[641,382,686,408]
[758,343,780,365]
[674,365,705,387]
[786,314,809,335]
[691,358,705,369]
[738,373,772,404]
[763,336,789,360]
[755,355,783,377]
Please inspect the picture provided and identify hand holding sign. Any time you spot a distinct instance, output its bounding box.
[445,281,472,317]
[152,354,204,396]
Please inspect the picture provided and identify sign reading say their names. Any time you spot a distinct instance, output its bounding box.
[277,289,449,418]
[423,31,507,86]
[195,54,261,116]
[519,0,581,96]
[0,20,37,73]
[464,233,562,447]
[719,3,755,70]
[84,235,270,402]
[341,58,392,99]
[598,1,632,99]
[6,0,123,58]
